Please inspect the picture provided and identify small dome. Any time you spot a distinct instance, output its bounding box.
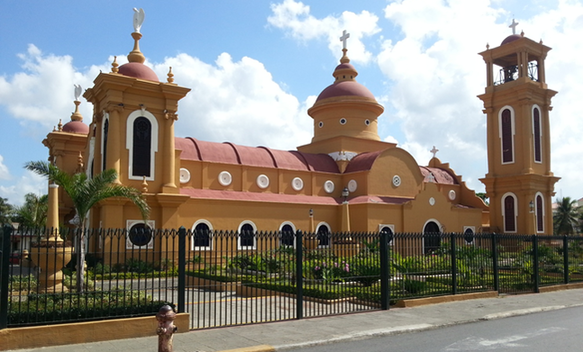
[62,120,89,134]
[316,80,376,102]
[501,34,522,45]
[118,62,159,82]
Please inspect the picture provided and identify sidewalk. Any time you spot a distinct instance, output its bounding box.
[7,288,583,352]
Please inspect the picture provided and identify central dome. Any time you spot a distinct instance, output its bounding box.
[118,62,159,82]
[316,80,376,102]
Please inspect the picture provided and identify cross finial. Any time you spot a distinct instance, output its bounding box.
[340,30,350,50]
[509,18,519,35]
[430,146,439,158]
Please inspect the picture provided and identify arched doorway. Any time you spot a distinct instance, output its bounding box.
[423,221,441,254]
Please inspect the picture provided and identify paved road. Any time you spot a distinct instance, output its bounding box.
[284,305,583,352]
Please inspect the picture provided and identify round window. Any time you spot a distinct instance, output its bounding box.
[129,223,152,247]
[340,118,347,125]
[318,121,324,128]
[365,119,370,126]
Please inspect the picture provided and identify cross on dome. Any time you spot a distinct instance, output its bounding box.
[430,146,439,158]
[340,30,350,50]
[509,18,519,35]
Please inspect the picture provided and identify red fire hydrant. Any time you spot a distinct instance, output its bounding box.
[156,305,177,352]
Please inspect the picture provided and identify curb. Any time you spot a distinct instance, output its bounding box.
[217,345,275,352]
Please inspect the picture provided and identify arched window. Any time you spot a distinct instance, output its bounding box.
[280,223,295,247]
[533,106,542,163]
[423,221,441,254]
[126,220,155,249]
[316,223,330,247]
[238,222,256,249]
[503,194,517,233]
[132,117,152,177]
[126,110,158,180]
[192,221,212,249]
[536,193,544,233]
[102,117,109,171]
[500,107,514,164]
[463,227,475,245]
[379,225,394,246]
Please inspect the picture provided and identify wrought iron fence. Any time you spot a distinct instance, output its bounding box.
[2,224,583,330]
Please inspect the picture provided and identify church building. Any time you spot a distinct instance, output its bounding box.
[41,15,558,255]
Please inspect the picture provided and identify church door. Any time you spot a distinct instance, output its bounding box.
[423,221,441,254]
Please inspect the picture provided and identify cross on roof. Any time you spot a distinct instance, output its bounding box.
[509,18,519,35]
[340,30,350,50]
[430,146,439,158]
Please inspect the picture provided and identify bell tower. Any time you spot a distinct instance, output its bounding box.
[479,22,559,234]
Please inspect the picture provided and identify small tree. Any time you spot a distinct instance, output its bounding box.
[553,197,580,235]
[14,193,48,228]
[0,197,14,226]
[25,161,150,292]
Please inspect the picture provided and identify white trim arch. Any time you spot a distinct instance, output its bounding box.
[532,104,543,163]
[191,219,213,250]
[279,221,296,247]
[422,219,442,254]
[535,192,545,233]
[316,221,331,248]
[501,192,518,233]
[126,109,159,181]
[463,226,476,245]
[238,220,257,250]
[498,105,516,164]
[378,224,395,246]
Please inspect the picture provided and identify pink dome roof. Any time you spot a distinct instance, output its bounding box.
[118,62,159,82]
[501,34,522,45]
[62,120,89,134]
[316,80,375,102]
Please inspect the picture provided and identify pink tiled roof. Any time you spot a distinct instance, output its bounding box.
[419,166,458,185]
[180,188,341,205]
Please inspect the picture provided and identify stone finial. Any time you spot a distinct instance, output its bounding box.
[112,56,119,73]
[486,43,490,50]
[57,119,63,132]
[77,152,84,173]
[128,32,146,63]
[520,30,525,37]
[167,67,175,84]
[142,176,148,193]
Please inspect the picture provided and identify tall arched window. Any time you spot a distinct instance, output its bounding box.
[133,117,152,177]
[316,223,330,247]
[102,118,109,171]
[126,110,158,180]
[533,106,542,163]
[280,223,295,247]
[379,225,394,246]
[423,221,441,254]
[238,222,256,249]
[192,221,212,249]
[500,107,514,164]
[536,193,544,233]
[503,194,517,233]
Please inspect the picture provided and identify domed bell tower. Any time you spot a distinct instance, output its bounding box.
[479,21,559,234]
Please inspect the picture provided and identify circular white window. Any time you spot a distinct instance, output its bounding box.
[392,175,401,187]
[318,121,324,128]
[429,197,436,206]
[292,177,304,191]
[324,180,335,194]
[340,118,347,125]
[179,168,190,184]
[257,174,270,189]
[365,119,370,126]
[218,171,232,186]
[348,179,357,192]
[449,190,456,201]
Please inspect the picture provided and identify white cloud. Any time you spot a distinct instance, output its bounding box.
[267,0,381,64]
[153,52,312,150]
[0,171,45,207]
[0,155,10,181]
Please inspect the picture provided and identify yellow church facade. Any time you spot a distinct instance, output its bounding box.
[42,18,558,256]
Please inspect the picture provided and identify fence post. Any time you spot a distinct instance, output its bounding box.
[451,233,457,295]
[0,225,12,329]
[177,227,186,313]
[563,235,569,284]
[491,233,499,292]
[295,230,303,320]
[379,230,390,310]
[532,235,539,293]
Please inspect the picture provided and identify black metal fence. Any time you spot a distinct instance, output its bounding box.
[1,225,583,330]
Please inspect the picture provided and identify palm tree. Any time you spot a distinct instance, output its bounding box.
[553,197,580,235]
[0,197,14,225]
[25,161,150,292]
[14,193,49,228]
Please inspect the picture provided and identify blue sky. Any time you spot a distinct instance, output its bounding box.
[1,0,582,206]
